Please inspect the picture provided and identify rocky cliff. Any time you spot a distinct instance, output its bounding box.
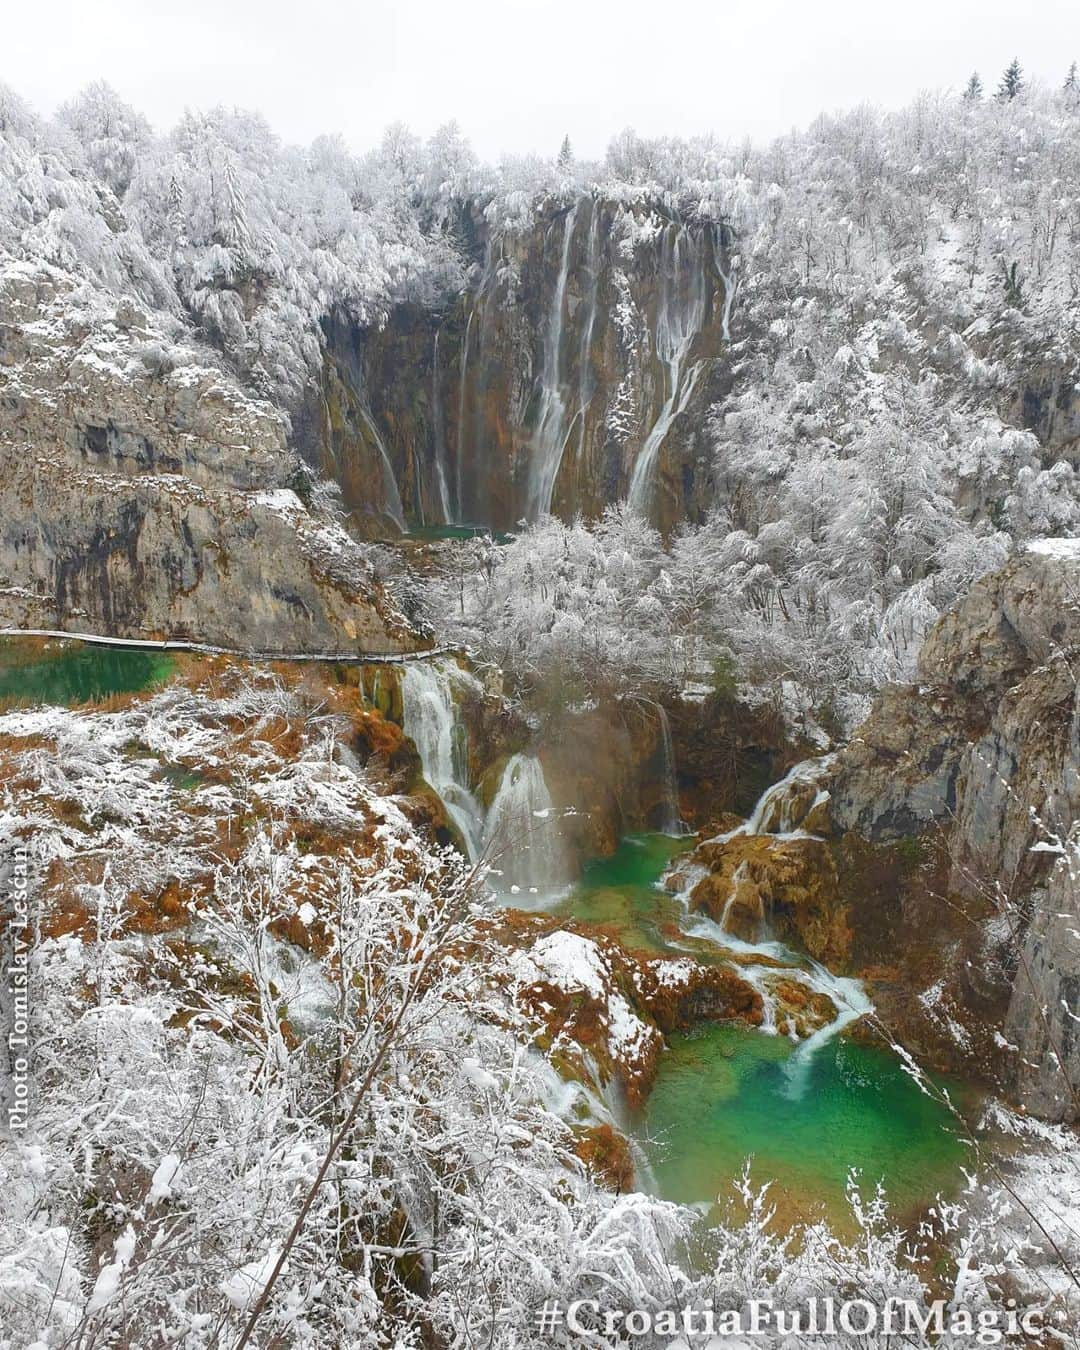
[829,544,1080,1119]
[0,260,418,653]
[303,199,737,535]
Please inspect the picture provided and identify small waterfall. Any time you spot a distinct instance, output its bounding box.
[780,963,873,1099]
[708,754,834,844]
[665,755,870,1059]
[401,662,484,861]
[718,859,750,933]
[483,753,566,894]
[527,203,580,520]
[431,331,452,523]
[627,224,710,518]
[358,405,406,532]
[652,702,682,835]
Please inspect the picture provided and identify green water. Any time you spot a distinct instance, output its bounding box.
[553,833,971,1227]
[640,1024,969,1230]
[406,522,514,544]
[553,833,700,957]
[0,640,175,707]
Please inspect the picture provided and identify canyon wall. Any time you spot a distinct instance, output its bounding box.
[303,198,737,534]
[829,545,1080,1119]
[0,261,419,654]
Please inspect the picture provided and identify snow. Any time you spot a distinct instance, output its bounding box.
[509,931,609,1000]
[148,1153,183,1204]
[1027,537,1080,560]
[86,1227,137,1314]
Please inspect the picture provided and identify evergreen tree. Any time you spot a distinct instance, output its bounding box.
[963,72,983,102]
[1065,61,1078,94]
[557,134,574,170]
[996,58,1024,101]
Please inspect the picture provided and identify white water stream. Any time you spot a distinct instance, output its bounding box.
[527,203,580,520]
[670,754,871,1095]
[400,662,485,860]
[626,224,710,516]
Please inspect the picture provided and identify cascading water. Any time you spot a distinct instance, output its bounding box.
[626,224,710,517]
[456,309,473,520]
[647,701,682,835]
[709,754,835,842]
[359,404,406,532]
[574,198,602,467]
[431,331,452,523]
[483,752,566,894]
[780,961,873,1099]
[401,662,484,861]
[526,203,580,520]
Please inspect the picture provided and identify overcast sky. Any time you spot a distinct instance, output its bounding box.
[5,0,1078,159]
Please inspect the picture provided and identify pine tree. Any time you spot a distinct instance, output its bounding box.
[996,59,1024,101]
[963,72,983,102]
[1065,61,1078,94]
[557,135,574,170]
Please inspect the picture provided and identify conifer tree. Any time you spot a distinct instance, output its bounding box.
[557,134,574,170]
[997,58,1024,101]
[963,72,983,102]
[1065,61,1078,95]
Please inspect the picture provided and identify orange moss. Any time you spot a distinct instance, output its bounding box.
[573,1123,635,1192]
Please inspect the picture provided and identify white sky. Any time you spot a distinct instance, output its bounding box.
[5,0,1078,159]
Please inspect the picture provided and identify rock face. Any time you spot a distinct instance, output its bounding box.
[829,547,1080,1118]
[0,261,418,653]
[304,199,736,534]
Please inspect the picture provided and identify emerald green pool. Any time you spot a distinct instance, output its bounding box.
[552,833,972,1228]
[640,1023,969,1231]
[553,833,699,957]
[0,640,175,707]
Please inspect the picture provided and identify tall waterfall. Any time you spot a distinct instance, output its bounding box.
[483,752,566,894]
[575,199,602,466]
[455,309,473,521]
[431,331,452,523]
[644,700,682,835]
[359,404,406,532]
[526,203,580,520]
[401,662,484,861]
[626,224,710,517]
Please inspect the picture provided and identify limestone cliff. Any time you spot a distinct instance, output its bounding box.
[0,261,418,653]
[303,199,736,534]
[829,545,1080,1119]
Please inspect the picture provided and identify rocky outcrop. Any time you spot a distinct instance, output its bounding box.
[1005,855,1080,1121]
[691,834,852,968]
[829,546,1080,1117]
[0,261,418,653]
[830,548,1080,893]
[305,199,737,534]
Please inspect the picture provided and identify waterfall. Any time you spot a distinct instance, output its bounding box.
[627,224,709,518]
[358,405,406,532]
[431,331,452,523]
[707,754,835,843]
[718,261,738,344]
[653,702,682,835]
[780,963,873,1099]
[718,859,750,933]
[455,309,473,521]
[526,203,580,520]
[483,752,566,894]
[401,662,484,861]
[667,757,871,1060]
[575,198,602,466]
